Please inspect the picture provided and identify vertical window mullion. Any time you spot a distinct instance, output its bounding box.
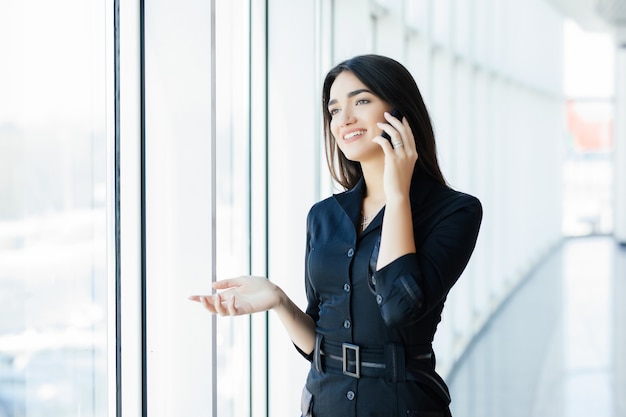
[116,0,144,415]
[249,0,269,416]
[209,1,218,416]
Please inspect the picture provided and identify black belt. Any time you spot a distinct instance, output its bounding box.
[314,336,433,382]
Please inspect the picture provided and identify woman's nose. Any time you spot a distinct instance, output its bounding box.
[338,109,356,126]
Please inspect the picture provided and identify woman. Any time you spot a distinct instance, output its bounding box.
[190,54,482,416]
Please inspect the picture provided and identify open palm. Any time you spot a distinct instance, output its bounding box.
[189,275,281,316]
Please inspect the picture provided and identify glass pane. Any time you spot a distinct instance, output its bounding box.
[143,0,216,415]
[215,0,252,415]
[0,0,109,416]
[144,0,254,415]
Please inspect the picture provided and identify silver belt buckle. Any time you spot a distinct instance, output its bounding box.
[342,343,360,378]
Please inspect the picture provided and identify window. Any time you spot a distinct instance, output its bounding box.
[0,1,572,416]
[0,0,109,415]
[143,0,256,416]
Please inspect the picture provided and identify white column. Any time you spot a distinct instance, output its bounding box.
[614,30,626,244]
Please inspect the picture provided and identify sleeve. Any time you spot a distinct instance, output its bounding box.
[372,194,482,327]
[294,209,319,361]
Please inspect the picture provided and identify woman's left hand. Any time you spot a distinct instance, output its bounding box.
[189,275,282,316]
[373,112,419,202]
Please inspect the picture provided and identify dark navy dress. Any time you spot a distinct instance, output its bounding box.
[298,167,482,417]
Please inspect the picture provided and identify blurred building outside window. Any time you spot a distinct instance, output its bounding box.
[0,1,109,416]
[563,100,614,236]
[562,19,615,237]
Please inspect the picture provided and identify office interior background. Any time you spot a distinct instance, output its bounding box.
[1,0,625,416]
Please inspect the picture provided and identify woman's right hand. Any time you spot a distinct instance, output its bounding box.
[188,276,283,316]
[191,275,316,354]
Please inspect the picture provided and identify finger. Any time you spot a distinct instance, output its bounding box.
[376,122,401,145]
[214,293,228,316]
[390,140,405,152]
[227,295,238,316]
[378,130,406,157]
[384,111,405,133]
[396,116,418,156]
[199,296,218,314]
[372,135,397,156]
[384,114,410,153]
[188,295,204,302]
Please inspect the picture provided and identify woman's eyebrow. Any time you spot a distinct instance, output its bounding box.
[327,88,373,107]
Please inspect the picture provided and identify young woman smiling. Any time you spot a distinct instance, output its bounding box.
[191,54,482,417]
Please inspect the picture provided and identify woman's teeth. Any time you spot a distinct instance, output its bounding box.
[344,130,366,140]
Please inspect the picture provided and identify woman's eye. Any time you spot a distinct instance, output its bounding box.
[329,108,339,116]
[356,99,369,105]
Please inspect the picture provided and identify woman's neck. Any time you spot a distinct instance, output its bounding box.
[361,161,386,204]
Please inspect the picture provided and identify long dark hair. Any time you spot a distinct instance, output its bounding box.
[322,54,446,190]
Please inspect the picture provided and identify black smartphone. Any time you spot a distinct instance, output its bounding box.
[381,108,403,142]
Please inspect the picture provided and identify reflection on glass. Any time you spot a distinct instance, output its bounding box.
[0,1,108,416]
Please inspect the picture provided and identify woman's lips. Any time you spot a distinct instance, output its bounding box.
[343,129,366,143]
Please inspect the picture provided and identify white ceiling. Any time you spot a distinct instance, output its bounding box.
[545,0,626,31]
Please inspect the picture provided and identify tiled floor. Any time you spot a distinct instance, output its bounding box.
[448,236,626,417]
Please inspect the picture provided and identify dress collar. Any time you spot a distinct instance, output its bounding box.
[332,176,367,235]
[331,166,441,235]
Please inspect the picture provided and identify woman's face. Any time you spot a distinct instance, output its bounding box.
[327,70,392,163]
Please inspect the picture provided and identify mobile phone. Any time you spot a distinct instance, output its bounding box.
[381,108,403,142]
